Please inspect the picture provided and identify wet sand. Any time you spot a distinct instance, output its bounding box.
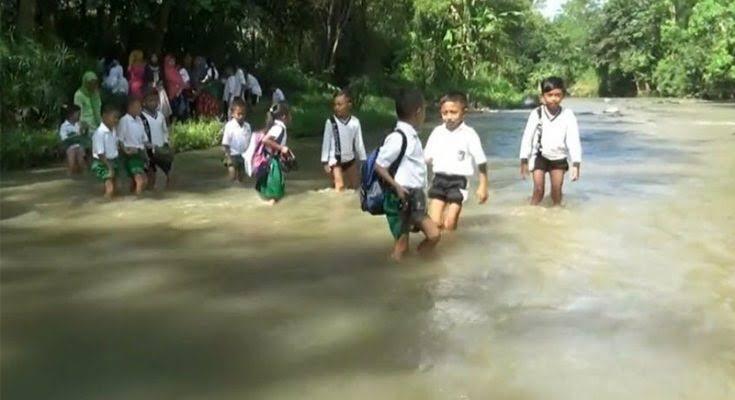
[1,98,734,399]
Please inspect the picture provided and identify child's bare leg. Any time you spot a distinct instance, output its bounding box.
[227,166,237,181]
[332,165,345,191]
[344,162,360,189]
[416,217,441,255]
[147,170,157,190]
[442,203,463,231]
[75,148,87,171]
[134,174,146,195]
[391,234,410,261]
[428,199,446,229]
[104,179,115,199]
[531,170,546,205]
[66,148,76,174]
[550,169,565,206]
[165,169,173,188]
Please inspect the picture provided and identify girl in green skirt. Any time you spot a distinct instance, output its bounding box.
[117,98,149,195]
[256,102,294,205]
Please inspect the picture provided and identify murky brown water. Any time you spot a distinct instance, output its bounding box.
[2,99,734,399]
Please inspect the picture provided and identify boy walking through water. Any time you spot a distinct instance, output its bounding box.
[520,77,582,206]
[375,89,440,261]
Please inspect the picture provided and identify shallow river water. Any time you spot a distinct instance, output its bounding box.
[2,99,734,399]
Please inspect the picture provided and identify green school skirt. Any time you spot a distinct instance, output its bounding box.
[122,150,147,177]
[62,135,91,151]
[91,158,121,181]
[256,157,285,200]
[384,189,427,239]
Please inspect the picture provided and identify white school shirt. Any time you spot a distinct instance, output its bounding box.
[223,75,242,102]
[376,121,426,189]
[519,106,582,168]
[117,114,148,150]
[247,74,262,96]
[236,69,246,87]
[92,123,119,159]
[266,120,288,146]
[179,68,190,85]
[425,122,487,177]
[320,115,367,165]
[59,120,81,141]
[272,88,285,103]
[141,110,169,147]
[222,119,252,155]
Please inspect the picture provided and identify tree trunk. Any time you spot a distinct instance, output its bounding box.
[17,0,38,36]
[326,0,352,73]
[152,0,174,54]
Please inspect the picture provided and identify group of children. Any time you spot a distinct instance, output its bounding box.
[59,76,582,260]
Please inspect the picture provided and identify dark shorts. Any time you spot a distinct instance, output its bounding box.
[225,154,245,173]
[533,155,569,172]
[146,147,173,174]
[384,188,427,239]
[333,158,356,170]
[428,173,468,204]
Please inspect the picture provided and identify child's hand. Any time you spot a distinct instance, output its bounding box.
[280,146,290,156]
[394,185,409,202]
[323,163,331,174]
[520,162,529,179]
[476,186,489,204]
[571,165,580,181]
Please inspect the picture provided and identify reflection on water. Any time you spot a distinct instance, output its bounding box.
[2,99,734,399]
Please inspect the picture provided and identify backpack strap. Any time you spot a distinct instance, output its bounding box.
[387,129,408,177]
[141,111,153,143]
[329,116,342,164]
[534,106,543,157]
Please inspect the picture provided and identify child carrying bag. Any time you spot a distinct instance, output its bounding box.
[359,129,407,215]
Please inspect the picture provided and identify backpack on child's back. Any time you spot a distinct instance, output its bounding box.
[359,129,407,215]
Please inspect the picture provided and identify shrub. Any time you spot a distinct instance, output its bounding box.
[0,128,62,170]
[170,119,224,153]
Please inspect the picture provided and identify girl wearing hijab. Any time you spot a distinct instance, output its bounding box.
[74,71,102,136]
[128,50,147,99]
[164,54,186,122]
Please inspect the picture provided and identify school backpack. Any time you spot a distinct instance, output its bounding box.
[360,129,407,215]
[245,125,286,177]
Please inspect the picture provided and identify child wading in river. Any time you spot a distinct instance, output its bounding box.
[141,89,174,189]
[425,91,489,231]
[221,99,252,183]
[320,89,367,191]
[59,104,87,175]
[117,97,149,195]
[256,102,295,205]
[91,105,121,199]
[375,89,440,261]
[519,77,582,206]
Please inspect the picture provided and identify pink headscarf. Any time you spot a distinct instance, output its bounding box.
[163,54,185,99]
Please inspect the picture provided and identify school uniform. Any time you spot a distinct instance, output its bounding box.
[246,74,262,104]
[117,114,149,177]
[425,122,487,204]
[376,121,428,239]
[223,75,243,105]
[90,123,121,181]
[222,119,252,173]
[141,109,173,174]
[320,115,367,168]
[256,120,288,200]
[59,120,84,150]
[519,106,582,172]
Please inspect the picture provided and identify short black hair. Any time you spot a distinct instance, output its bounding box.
[102,103,120,116]
[333,88,352,101]
[395,88,424,120]
[63,103,81,118]
[541,77,566,94]
[439,91,468,108]
[230,98,247,111]
[126,96,142,110]
[144,88,159,100]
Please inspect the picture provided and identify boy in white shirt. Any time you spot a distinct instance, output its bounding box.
[221,99,252,183]
[141,89,174,189]
[519,77,582,206]
[91,105,121,199]
[246,72,262,105]
[425,92,489,231]
[320,89,367,191]
[59,104,86,175]
[223,66,243,113]
[117,97,149,195]
[375,89,440,261]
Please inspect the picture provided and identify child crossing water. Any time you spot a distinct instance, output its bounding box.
[425,91,489,231]
[374,89,440,261]
[117,98,149,195]
[221,99,252,183]
[256,102,294,205]
[320,89,367,191]
[141,89,174,189]
[519,77,582,206]
[90,105,121,199]
[59,104,87,175]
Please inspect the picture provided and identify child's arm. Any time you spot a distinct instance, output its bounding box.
[476,163,489,204]
[375,133,408,200]
[566,112,582,181]
[355,122,367,161]
[162,118,170,146]
[519,111,537,179]
[375,165,408,201]
[262,135,289,155]
[320,119,332,173]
